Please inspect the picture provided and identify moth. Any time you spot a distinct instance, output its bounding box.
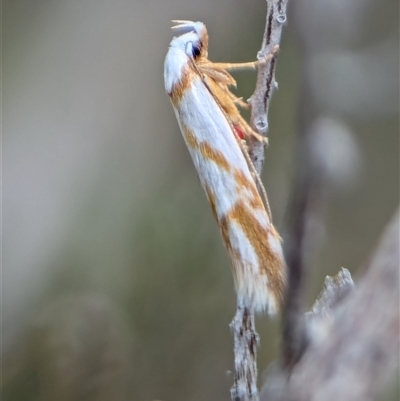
[164,20,286,314]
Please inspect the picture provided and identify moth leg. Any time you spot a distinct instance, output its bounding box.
[250,131,269,145]
[213,45,280,72]
[257,44,280,64]
[233,96,250,109]
[212,61,257,71]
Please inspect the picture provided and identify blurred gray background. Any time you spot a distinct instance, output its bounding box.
[3,0,399,400]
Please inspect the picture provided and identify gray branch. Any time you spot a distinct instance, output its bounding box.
[261,209,400,401]
[230,301,260,401]
[230,2,289,400]
[248,0,289,176]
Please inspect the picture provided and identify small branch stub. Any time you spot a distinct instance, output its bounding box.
[308,268,354,318]
[276,13,286,24]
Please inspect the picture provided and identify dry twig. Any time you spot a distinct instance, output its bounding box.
[261,209,399,401]
[230,1,289,400]
[248,0,289,176]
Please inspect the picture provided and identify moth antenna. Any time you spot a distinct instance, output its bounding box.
[171,20,206,37]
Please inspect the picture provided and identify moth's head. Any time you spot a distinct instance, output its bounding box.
[169,20,209,60]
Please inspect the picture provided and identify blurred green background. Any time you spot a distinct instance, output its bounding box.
[3,0,399,400]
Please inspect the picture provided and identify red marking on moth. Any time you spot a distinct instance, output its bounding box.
[234,124,245,140]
